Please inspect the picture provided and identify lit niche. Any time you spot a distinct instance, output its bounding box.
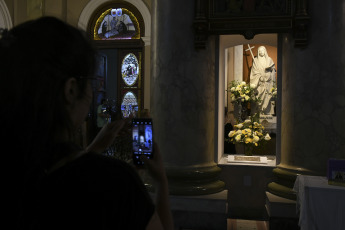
[93,8,140,40]
[223,41,278,158]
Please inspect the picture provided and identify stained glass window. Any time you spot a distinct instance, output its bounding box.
[94,8,140,40]
[121,53,139,86]
[121,91,138,117]
[120,51,141,118]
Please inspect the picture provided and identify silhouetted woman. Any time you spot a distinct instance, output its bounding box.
[0,17,173,230]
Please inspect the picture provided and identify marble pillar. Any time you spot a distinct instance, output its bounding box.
[268,0,345,199]
[150,0,224,195]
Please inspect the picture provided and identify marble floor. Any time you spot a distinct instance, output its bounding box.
[227,219,268,230]
[180,219,268,230]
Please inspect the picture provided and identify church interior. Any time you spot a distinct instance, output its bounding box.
[1,0,344,229]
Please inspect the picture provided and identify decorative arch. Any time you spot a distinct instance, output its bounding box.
[78,0,150,45]
[89,4,144,41]
[0,0,13,29]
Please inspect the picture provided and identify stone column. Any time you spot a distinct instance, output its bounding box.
[150,0,224,195]
[268,0,345,199]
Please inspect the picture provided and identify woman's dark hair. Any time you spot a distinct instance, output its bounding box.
[0,17,96,178]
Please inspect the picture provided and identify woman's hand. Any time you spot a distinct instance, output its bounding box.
[85,118,130,154]
[140,143,174,230]
[140,142,168,185]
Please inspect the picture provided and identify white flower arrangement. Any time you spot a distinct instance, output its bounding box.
[228,80,260,103]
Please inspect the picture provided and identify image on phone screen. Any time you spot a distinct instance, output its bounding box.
[132,118,153,165]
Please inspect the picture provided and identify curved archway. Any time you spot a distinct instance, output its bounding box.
[0,0,13,29]
[78,0,150,45]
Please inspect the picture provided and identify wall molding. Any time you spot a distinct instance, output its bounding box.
[0,0,13,29]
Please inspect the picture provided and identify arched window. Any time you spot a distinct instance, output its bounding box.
[93,8,140,40]
[88,2,145,126]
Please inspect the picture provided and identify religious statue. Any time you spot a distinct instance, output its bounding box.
[248,45,276,115]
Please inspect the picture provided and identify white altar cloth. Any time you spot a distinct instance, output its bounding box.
[293,175,345,230]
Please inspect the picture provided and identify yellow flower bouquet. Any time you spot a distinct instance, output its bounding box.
[226,118,271,155]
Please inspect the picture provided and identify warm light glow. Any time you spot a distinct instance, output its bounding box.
[93,8,140,40]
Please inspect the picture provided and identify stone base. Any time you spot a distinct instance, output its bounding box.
[265,191,299,230]
[268,164,316,200]
[167,190,228,230]
[163,164,225,196]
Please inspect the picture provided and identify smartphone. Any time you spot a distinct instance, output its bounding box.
[132,118,153,166]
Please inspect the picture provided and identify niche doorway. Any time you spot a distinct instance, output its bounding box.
[217,34,281,165]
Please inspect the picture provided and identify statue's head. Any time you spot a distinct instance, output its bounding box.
[258,46,266,57]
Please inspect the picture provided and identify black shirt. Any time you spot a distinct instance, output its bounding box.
[21,153,155,230]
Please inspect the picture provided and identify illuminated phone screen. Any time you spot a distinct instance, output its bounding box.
[132,118,153,165]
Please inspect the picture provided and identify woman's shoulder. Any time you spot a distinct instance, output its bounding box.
[65,152,133,173]
[40,153,155,229]
[77,152,132,169]
[45,153,140,191]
